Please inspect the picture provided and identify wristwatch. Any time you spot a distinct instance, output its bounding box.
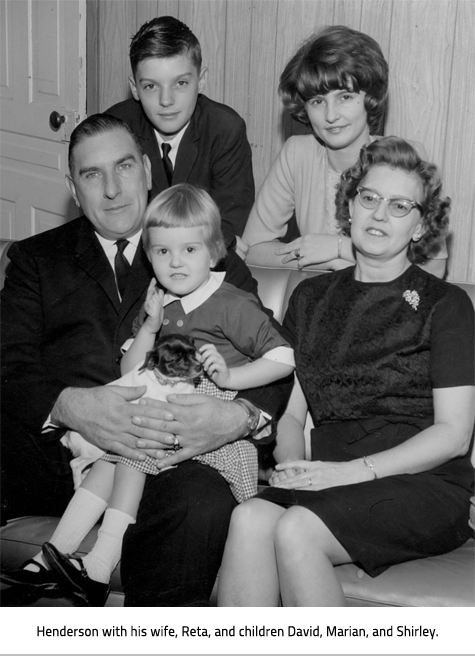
[234,398,260,435]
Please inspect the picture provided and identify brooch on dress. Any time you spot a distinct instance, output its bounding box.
[403,289,420,311]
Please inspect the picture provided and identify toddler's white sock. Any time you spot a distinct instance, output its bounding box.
[82,508,135,584]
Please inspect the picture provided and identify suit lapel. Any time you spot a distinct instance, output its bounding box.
[136,113,169,194]
[119,239,153,321]
[173,102,201,184]
[74,220,121,311]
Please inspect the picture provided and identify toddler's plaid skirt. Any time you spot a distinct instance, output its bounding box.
[101,376,258,503]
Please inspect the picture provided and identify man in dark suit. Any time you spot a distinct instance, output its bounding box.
[1,114,290,606]
[106,15,254,253]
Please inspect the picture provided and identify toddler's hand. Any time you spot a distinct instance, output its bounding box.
[199,344,231,388]
[144,279,164,331]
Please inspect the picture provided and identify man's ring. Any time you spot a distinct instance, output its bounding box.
[308,477,312,486]
[173,437,180,451]
[295,249,301,260]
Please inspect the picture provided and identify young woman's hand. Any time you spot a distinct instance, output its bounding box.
[276,234,354,270]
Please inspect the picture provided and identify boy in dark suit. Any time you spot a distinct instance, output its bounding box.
[107,15,254,254]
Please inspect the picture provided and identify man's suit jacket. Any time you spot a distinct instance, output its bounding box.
[106,94,255,246]
[1,217,153,435]
[1,217,290,440]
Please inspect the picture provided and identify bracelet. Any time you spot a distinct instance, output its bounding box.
[337,236,342,260]
[363,456,378,479]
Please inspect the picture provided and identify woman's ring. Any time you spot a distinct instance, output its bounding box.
[173,437,180,451]
[294,249,301,260]
[308,477,312,486]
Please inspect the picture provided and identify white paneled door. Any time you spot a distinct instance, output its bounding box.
[0,0,86,239]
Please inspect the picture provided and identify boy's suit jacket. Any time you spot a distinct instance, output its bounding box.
[106,94,255,246]
[1,217,290,441]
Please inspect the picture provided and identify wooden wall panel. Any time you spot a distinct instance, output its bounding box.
[137,0,180,29]
[443,0,475,282]
[177,0,227,103]
[88,0,475,283]
[223,0,253,125]
[359,0,393,57]
[96,0,136,110]
[273,0,334,157]
[385,0,456,164]
[332,0,363,26]
[246,0,280,187]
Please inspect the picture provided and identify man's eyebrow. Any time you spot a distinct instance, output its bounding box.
[115,153,138,165]
[78,165,98,176]
[77,154,138,176]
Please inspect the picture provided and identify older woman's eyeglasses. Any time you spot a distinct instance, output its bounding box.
[356,187,423,218]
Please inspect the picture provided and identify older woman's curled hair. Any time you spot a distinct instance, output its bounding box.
[335,136,450,263]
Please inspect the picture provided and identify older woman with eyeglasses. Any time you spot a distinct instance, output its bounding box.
[218,137,474,607]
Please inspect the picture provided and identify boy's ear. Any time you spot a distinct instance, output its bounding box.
[129,75,140,101]
[198,67,208,94]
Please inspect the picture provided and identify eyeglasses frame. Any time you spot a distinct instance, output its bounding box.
[356,186,424,217]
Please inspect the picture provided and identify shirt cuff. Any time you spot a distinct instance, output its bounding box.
[42,413,59,432]
[262,346,295,367]
[254,411,272,440]
[121,337,134,354]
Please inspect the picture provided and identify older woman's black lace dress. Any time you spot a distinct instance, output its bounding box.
[257,265,474,576]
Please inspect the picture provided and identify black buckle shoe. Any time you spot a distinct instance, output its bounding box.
[0,559,59,588]
[42,542,110,607]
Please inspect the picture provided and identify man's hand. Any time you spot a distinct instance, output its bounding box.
[134,393,250,469]
[50,385,172,460]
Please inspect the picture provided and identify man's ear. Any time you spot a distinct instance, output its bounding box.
[129,75,140,101]
[65,174,80,208]
[143,154,152,191]
[198,67,208,94]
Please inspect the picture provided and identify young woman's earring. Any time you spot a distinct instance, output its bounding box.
[348,215,352,223]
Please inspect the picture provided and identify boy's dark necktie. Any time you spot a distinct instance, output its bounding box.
[161,142,173,186]
[114,239,130,299]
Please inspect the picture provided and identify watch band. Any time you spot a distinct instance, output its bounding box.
[234,398,259,434]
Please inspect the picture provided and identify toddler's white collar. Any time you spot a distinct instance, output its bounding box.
[163,271,226,314]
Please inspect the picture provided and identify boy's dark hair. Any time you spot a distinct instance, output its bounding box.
[130,16,202,75]
[279,26,389,135]
[68,114,143,175]
[335,136,450,262]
